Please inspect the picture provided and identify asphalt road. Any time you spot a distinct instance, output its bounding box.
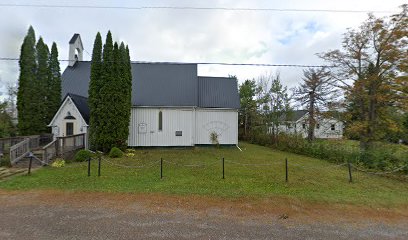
[0,191,407,240]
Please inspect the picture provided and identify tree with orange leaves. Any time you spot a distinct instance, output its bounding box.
[319,4,407,150]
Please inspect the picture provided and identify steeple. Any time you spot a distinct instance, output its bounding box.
[68,33,83,67]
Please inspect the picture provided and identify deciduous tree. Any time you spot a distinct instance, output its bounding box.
[319,4,407,149]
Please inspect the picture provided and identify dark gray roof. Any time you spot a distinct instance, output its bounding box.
[198,77,240,108]
[69,34,80,44]
[280,110,308,122]
[131,63,197,106]
[62,61,91,98]
[61,62,239,109]
[63,93,90,123]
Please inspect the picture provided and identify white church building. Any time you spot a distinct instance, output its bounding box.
[48,34,240,147]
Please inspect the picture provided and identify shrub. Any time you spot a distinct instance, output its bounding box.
[126,149,136,153]
[248,132,408,174]
[210,131,219,146]
[51,158,65,168]
[74,149,94,162]
[0,156,11,167]
[126,152,135,157]
[109,147,123,158]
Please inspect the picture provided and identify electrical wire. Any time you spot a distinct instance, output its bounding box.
[0,57,334,68]
[0,3,397,14]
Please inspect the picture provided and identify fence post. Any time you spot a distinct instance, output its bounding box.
[55,138,59,157]
[285,158,288,182]
[222,157,225,179]
[160,158,163,179]
[348,162,353,183]
[28,152,33,175]
[98,155,101,177]
[61,137,65,157]
[88,156,91,177]
[43,148,47,165]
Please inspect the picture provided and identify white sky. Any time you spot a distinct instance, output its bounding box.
[0,0,406,99]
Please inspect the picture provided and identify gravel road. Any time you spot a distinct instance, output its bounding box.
[0,190,407,239]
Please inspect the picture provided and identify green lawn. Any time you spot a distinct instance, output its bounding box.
[1,142,408,207]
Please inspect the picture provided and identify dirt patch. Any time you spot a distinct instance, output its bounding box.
[1,189,407,226]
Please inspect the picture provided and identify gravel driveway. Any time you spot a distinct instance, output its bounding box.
[0,190,407,239]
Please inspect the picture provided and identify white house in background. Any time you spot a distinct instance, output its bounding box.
[275,110,344,139]
[49,34,240,147]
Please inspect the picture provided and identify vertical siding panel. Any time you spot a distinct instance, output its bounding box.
[128,107,193,146]
[129,107,237,146]
[195,109,238,145]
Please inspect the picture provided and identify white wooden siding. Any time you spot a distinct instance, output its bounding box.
[195,109,238,145]
[128,107,238,146]
[128,108,194,146]
[49,96,89,148]
[276,117,343,139]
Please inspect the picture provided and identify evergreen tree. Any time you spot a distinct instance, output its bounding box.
[238,79,259,140]
[17,26,61,135]
[292,68,337,142]
[267,73,291,140]
[90,31,132,151]
[120,43,132,145]
[98,31,115,151]
[88,32,103,150]
[35,37,50,133]
[47,42,61,125]
[17,26,37,135]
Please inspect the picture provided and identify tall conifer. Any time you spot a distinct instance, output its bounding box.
[89,31,132,151]
[47,42,61,125]
[88,32,103,150]
[98,31,115,151]
[17,26,37,135]
[35,37,50,133]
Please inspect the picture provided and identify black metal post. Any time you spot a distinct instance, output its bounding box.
[98,156,101,177]
[222,157,225,179]
[28,154,33,175]
[88,156,91,177]
[160,158,163,179]
[348,162,353,183]
[285,158,288,182]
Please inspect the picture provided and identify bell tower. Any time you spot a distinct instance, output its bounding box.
[68,33,83,67]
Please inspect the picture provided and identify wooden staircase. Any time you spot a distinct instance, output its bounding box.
[13,150,45,168]
[0,167,27,180]
[0,133,85,168]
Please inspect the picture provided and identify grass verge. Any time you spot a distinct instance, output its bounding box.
[1,142,407,207]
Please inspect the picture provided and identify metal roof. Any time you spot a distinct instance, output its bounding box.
[198,77,240,109]
[131,63,198,106]
[279,110,308,122]
[69,34,81,44]
[62,61,91,98]
[61,61,239,109]
[61,93,90,124]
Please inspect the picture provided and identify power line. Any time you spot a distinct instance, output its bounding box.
[0,3,397,14]
[0,57,334,68]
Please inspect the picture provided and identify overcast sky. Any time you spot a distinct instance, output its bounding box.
[0,0,405,99]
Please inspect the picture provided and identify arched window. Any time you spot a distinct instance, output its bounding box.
[158,111,163,131]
